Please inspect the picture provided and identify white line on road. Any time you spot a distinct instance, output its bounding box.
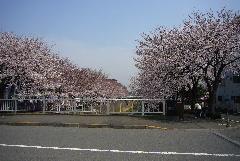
[0,143,240,157]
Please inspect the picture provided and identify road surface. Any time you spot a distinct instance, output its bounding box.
[0,125,239,161]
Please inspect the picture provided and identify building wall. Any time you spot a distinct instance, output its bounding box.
[216,75,240,113]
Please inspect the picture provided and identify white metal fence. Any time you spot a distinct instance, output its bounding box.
[0,98,166,115]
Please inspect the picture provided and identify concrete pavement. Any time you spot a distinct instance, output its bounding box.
[0,114,240,130]
[0,125,240,161]
[0,114,240,160]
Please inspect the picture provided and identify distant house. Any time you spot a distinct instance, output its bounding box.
[216,74,240,113]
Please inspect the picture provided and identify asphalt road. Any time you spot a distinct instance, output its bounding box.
[0,125,239,161]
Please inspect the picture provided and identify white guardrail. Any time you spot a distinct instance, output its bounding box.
[0,98,166,116]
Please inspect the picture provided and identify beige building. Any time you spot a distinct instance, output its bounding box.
[216,75,240,113]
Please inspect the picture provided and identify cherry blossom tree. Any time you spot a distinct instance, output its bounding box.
[182,9,240,113]
[132,9,240,114]
[0,32,128,99]
[132,27,198,100]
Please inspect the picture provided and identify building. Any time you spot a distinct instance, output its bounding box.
[216,74,240,113]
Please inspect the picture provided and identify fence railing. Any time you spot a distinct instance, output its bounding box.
[0,98,166,115]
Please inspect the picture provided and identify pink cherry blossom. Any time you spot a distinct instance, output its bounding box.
[132,9,240,113]
[0,32,128,99]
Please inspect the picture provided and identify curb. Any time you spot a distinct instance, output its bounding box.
[0,122,168,130]
[212,131,240,148]
[0,113,112,116]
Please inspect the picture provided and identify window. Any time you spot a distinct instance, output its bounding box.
[218,96,222,101]
[233,76,240,83]
[235,96,240,103]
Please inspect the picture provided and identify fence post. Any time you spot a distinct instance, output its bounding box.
[162,100,166,116]
[120,102,122,112]
[43,97,46,113]
[131,102,133,113]
[14,99,17,114]
[74,100,76,114]
[107,101,110,115]
[90,104,93,112]
[141,101,144,116]
[100,102,102,113]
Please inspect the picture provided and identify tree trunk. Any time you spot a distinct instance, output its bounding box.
[207,84,219,115]
[188,79,199,112]
[191,84,198,110]
[208,91,215,114]
[0,82,6,99]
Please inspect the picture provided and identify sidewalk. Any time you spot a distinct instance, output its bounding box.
[0,113,239,130]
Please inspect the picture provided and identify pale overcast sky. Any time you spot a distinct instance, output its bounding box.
[1,0,240,86]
